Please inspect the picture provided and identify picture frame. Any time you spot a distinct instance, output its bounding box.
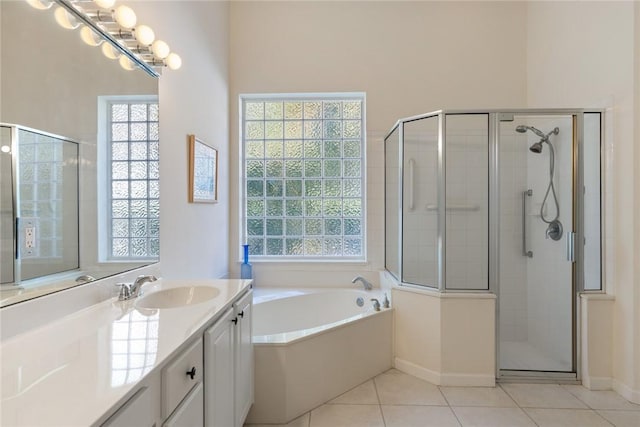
[188,135,218,203]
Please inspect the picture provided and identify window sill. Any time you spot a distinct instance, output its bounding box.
[237,257,368,265]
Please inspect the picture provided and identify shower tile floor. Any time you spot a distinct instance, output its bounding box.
[500,340,571,372]
[245,369,640,427]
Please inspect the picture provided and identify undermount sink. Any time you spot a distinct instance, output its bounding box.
[136,286,220,309]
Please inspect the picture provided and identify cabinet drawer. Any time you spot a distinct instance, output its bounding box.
[163,382,204,427]
[162,339,203,418]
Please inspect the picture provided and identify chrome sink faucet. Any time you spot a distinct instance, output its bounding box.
[117,275,158,301]
[351,276,373,290]
[131,275,158,297]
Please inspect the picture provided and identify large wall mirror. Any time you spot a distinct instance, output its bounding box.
[0,1,159,307]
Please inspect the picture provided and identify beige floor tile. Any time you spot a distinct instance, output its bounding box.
[309,404,384,427]
[562,385,640,411]
[374,369,447,405]
[382,405,461,427]
[329,380,379,405]
[245,412,309,427]
[452,407,536,427]
[500,383,588,408]
[440,386,517,407]
[524,408,613,426]
[597,410,640,427]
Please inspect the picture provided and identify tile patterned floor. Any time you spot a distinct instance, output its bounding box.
[245,369,640,427]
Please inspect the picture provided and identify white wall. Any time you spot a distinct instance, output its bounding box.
[526,0,638,401]
[229,0,527,286]
[133,1,231,279]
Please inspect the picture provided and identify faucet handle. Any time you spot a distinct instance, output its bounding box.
[370,298,381,311]
[115,283,132,301]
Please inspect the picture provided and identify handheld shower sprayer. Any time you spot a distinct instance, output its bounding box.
[516,123,563,241]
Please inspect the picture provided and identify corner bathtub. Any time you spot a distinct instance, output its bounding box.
[246,288,393,425]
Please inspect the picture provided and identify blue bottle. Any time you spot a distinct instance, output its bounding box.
[240,244,253,279]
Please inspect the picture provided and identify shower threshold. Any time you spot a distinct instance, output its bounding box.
[498,370,579,384]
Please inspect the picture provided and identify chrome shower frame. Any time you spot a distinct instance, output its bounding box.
[383,108,606,382]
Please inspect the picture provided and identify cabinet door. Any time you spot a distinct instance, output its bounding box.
[204,308,235,427]
[234,291,254,426]
[162,382,203,427]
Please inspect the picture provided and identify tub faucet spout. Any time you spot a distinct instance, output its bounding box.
[351,276,373,290]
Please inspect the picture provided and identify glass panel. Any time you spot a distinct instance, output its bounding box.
[384,126,400,279]
[583,113,602,291]
[445,114,489,291]
[402,117,439,287]
[498,114,574,373]
[0,127,14,283]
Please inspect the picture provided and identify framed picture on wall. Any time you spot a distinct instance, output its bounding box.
[188,135,218,203]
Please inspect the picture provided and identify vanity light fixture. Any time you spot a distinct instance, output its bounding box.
[80,25,103,46]
[54,6,79,29]
[25,0,182,76]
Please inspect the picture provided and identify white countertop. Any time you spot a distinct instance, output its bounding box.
[0,279,252,427]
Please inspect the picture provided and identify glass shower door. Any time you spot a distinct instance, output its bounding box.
[498,114,575,374]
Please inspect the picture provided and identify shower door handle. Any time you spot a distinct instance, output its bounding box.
[522,189,533,258]
[566,231,575,262]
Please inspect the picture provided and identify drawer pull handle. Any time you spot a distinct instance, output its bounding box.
[231,317,238,325]
[186,367,196,380]
[238,310,244,318]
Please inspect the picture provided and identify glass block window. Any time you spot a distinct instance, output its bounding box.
[107,101,160,259]
[241,94,365,259]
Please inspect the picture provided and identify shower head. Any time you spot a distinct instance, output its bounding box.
[515,125,546,139]
[529,141,544,153]
[516,125,560,154]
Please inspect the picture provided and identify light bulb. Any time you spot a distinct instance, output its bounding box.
[134,25,155,46]
[26,0,53,10]
[93,0,115,9]
[80,26,103,46]
[165,53,182,70]
[54,7,80,30]
[119,55,136,71]
[151,40,170,59]
[113,5,137,29]
[101,43,121,60]
[1,145,11,154]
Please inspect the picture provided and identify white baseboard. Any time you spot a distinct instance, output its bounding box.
[613,380,640,404]
[582,375,613,390]
[394,358,495,387]
[394,358,441,385]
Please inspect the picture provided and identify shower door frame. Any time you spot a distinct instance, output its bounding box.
[383,108,605,381]
[492,109,602,381]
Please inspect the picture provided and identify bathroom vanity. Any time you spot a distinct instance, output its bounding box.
[0,279,253,427]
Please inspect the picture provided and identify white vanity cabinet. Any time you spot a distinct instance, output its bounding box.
[204,290,254,427]
[97,285,253,427]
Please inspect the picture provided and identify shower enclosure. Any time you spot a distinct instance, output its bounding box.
[0,124,79,285]
[384,109,603,379]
